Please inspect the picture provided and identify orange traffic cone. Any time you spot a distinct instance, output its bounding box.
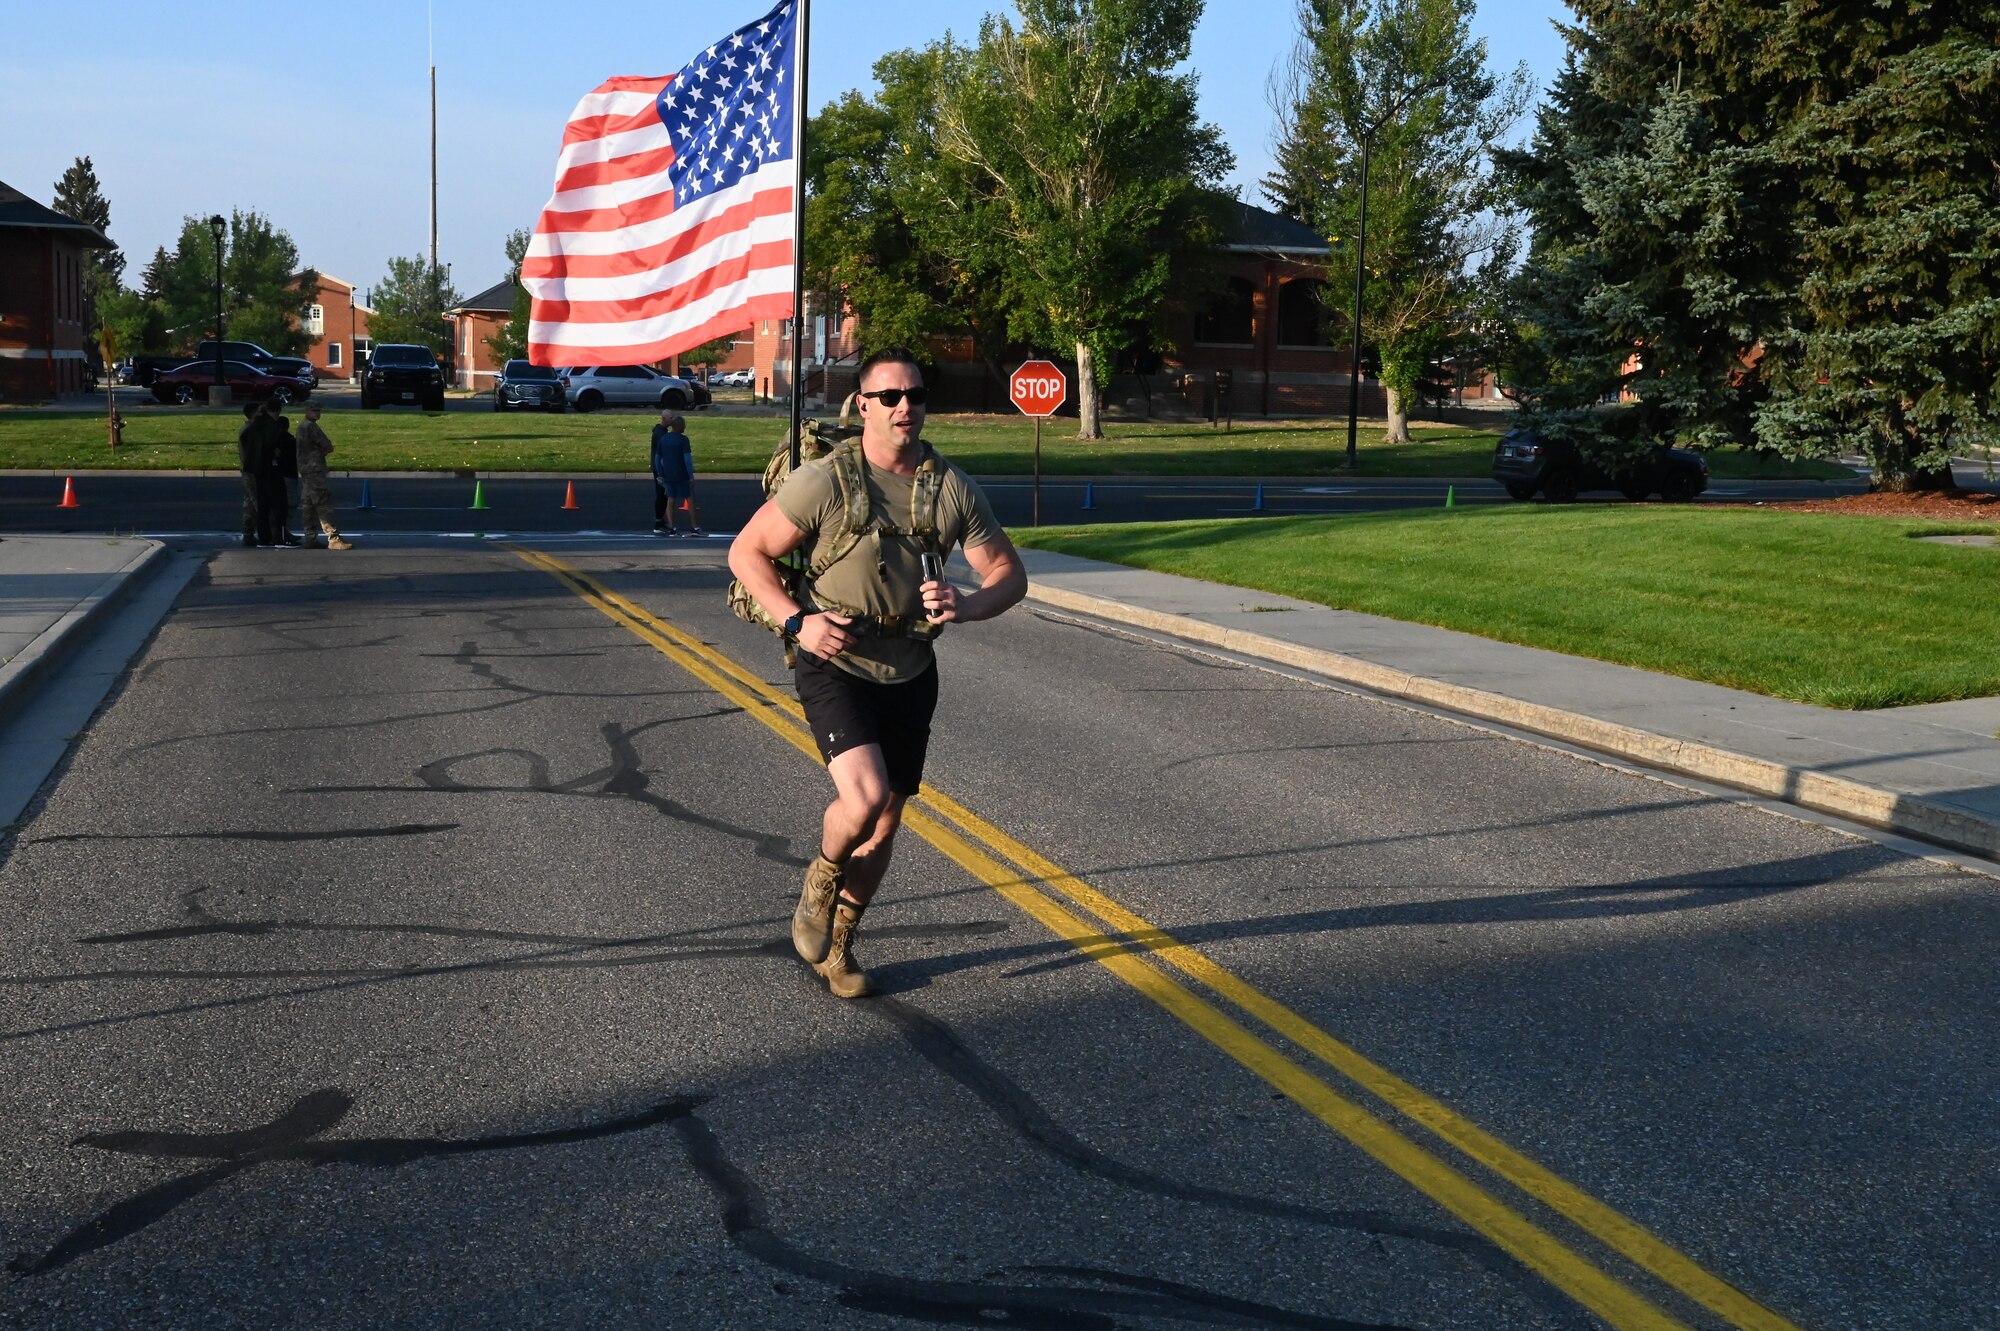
[57,476,80,509]
[679,497,692,512]
[562,481,580,511]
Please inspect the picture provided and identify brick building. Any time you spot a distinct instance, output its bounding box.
[0,177,113,401]
[445,279,519,389]
[297,273,372,382]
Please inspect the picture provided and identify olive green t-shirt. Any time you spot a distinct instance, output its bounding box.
[775,443,1001,683]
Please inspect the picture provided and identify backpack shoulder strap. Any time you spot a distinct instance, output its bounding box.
[806,440,872,578]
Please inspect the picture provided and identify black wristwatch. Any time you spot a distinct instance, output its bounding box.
[782,611,806,638]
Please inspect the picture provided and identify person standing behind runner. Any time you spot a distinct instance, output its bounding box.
[236,403,268,548]
[728,347,1026,998]
[650,411,703,536]
[257,400,298,546]
[294,403,354,550]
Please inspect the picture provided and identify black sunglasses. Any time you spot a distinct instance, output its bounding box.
[858,387,928,408]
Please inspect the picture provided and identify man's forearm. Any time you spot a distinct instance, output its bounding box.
[955,561,1027,623]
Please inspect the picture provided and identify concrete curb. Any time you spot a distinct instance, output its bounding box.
[1024,580,2000,862]
[0,539,168,731]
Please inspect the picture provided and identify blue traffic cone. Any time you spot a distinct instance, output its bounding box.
[1252,484,1267,512]
[356,478,375,510]
[1080,483,1096,512]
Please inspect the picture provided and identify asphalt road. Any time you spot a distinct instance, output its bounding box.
[1,538,1990,1329]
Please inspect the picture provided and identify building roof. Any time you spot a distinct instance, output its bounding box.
[0,178,114,247]
[448,278,520,315]
[1223,200,1329,257]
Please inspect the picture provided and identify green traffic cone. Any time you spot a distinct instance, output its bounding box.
[470,479,489,510]
[1445,485,1455,509]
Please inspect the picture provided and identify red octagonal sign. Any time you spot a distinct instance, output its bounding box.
[1009,360,1066,417]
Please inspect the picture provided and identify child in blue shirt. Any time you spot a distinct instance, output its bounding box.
[650,411,703,536]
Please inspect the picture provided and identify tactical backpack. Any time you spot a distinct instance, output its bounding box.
[726,396,948,663]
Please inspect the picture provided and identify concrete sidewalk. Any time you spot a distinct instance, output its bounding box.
[0,534,166,729]
[1016,548,2000,862]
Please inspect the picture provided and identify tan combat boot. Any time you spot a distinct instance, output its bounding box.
[792,855,842,964]
[326,536,354,551]
[814,898,873,999]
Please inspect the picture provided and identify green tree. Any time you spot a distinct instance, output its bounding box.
[368,256,462,355]
[934,0,1234,438]
[675,335,739,371]
[155,211,317,355]
[804,54,1019,388]
[1265,0,1530,443]
[486,227,532,365]
[51,156,125,327]
[97,287,167,356]
[1505,0,2000,490]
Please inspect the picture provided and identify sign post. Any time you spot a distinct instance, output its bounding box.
[1008,360,1066,526]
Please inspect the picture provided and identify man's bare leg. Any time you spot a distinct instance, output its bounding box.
[821,744,906,906]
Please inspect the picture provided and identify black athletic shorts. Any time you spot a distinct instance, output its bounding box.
[793,651,939,796]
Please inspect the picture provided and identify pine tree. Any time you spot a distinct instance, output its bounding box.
[1504,0,2000,489]
[51,156,126,326]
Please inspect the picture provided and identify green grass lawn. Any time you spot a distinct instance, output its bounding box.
[0,405,1849,480]
[1013,506,2000,708]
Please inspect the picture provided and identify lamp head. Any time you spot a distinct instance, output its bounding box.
[208,214,225,242]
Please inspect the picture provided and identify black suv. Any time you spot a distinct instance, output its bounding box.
[1492,429,1709,503]
[361,344,446,410]
[196,340,317,387]
[493,359,565,412]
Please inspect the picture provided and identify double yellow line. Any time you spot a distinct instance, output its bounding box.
[514,545,1805,1331]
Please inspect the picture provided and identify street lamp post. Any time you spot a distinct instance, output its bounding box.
[208,214,226,403]
[1343,132,1374,471]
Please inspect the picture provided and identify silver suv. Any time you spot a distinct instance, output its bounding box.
[560,364,700,412]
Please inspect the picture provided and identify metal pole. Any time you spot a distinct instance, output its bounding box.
[211,216,225,397]
[787,0,812,469]
[430,65,439,273]
[1344,131,1370,471]
[1033,415,1042,527]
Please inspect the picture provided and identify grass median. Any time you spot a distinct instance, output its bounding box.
[1012,505,1999,708]
[0,406,1847,480]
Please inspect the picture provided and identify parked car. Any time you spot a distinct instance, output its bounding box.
[125,353,192,387]
[150,360,311,406]
[560,363,703,412]
[1491,429,1709,503]
[196,340,317,388]
[713,368,754,388]
[493,359,565,412]
[361,344,446,410]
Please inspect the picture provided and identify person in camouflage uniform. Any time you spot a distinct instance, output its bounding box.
[236,402,273,547]
[293,403,353,550]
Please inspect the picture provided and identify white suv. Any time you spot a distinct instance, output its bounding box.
[561,364,702,412]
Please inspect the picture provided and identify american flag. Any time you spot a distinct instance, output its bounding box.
[523,0,798,365]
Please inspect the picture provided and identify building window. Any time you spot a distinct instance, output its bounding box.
[1276,279,1333,347]
[328,342,343,368]
[1194,278,1256,346]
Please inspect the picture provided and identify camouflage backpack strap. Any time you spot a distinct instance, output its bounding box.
[806,440,874,579]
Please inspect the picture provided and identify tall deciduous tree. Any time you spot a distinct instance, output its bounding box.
[934,0,1233,438]
[368,256,461,355]
[1265,0,1529,442]
[51,155,125,327]
[1505,0,2000,490]
[487,228,532,364]
[155,211,317,355]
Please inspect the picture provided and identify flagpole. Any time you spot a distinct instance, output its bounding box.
[787,0,811,468]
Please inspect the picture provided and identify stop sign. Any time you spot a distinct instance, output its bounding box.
[1009,360,1066,417]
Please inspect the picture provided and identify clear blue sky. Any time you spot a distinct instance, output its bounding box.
[1,0,1571,303]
